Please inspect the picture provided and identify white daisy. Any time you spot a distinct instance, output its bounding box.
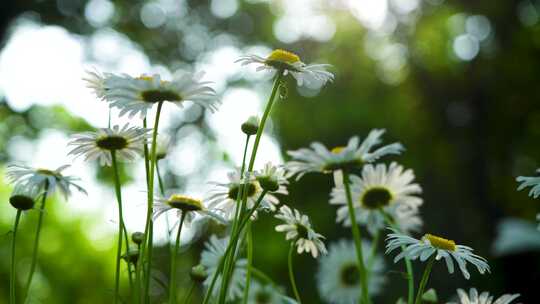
[152,194,226,226]
[317,239,385,304]
[247,281,293,304]
[236,49,334,87]
[67,124,151,166]
[275,205,327,258]
[516,169,540,198]
[448,288,520,304]
[206,169,285,221]
[200,235,246,301]
[83,69,110,99]
[6,164,86,198]
[253,162,289,193]
[286,129,404,180]
[386,231,490,280]
[88,70,218,118]
[330,162,423,235]
[9,184,42,211]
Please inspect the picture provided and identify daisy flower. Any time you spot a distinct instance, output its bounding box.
[385,231,490,280]
[236,49,334,87]
[9,184,42,211]
[253,162,289,193]
[247,281,293,304]
[200,235,246,301]
[317,239,385,304]
[275,205,327,258]
[206,169,286,221]
[67,124,151,166]
[448,288,520,304]
[330,162,423,235]
[6,164,86,198]
[286,129,404,180]
[152,194,226,226]
[87,70,218,118]
[516,169,540,198]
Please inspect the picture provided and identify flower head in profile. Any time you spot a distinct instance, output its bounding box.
[236,49,334,87]
[9,184,42,211]
[253,162,289,193]
[286,129,404,180]
[331,162,423,235]
[6,164,86,199]
[200,235,246,301]
[317,239,385,304]
[206,169,286,221]
[516,169,540,198]
[153,194,226,226]
[85,70,218,118]
[386,231,490,279]
[275,205,327,258]
[68,124,151,166]
[448,288,520,304]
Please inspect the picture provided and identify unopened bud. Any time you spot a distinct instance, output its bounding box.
[132,232,145,245]
[190,264,207,282]
[241,116,259,136]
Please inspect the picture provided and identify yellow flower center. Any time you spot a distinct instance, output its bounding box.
[167,194,203,212]
[331,146,346,154]
[424,234,456,251]
[266,49,300,64]
[137,75,154,81]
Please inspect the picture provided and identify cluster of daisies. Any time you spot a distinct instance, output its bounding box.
[4,48,524,304]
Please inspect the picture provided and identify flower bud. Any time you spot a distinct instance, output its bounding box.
[9,185,38,211]
[132,232,145,245]
[122,249,139,264]
[241,116,259,136]
[190,264,207,282]
[257,176,280,192]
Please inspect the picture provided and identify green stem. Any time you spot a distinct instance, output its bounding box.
[217,72,283,304]
[287,242,302,304]
[367,230,380,274]
[10,210,22,304]
[241,223,253,304]
[140,101,164,302]
[111,150,128,303]
[342,173,370,304]
[201,191,268,304]
[380,210,415,304]
[24,180,49,298]
[182,282,196,303]
[156,162,173,256]
[169,212,186,304]
[414,256,435,304]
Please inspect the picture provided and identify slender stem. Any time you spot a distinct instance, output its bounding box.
[10,210,22,304]
[414,256,435,304]
[201,191,268,304]
[156,162,173,261]
[367,230,380,273]
[217,72,283,304]
[182,282,196,303]
[241,223,253,304]
[24,180,49,298]
[287,242,302,304]
[141,101,164,302]
[218,135,251,302]
[169,212,186,304]
[380,210,415,304]
[111,150,128,303]
[342,173,369,304]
